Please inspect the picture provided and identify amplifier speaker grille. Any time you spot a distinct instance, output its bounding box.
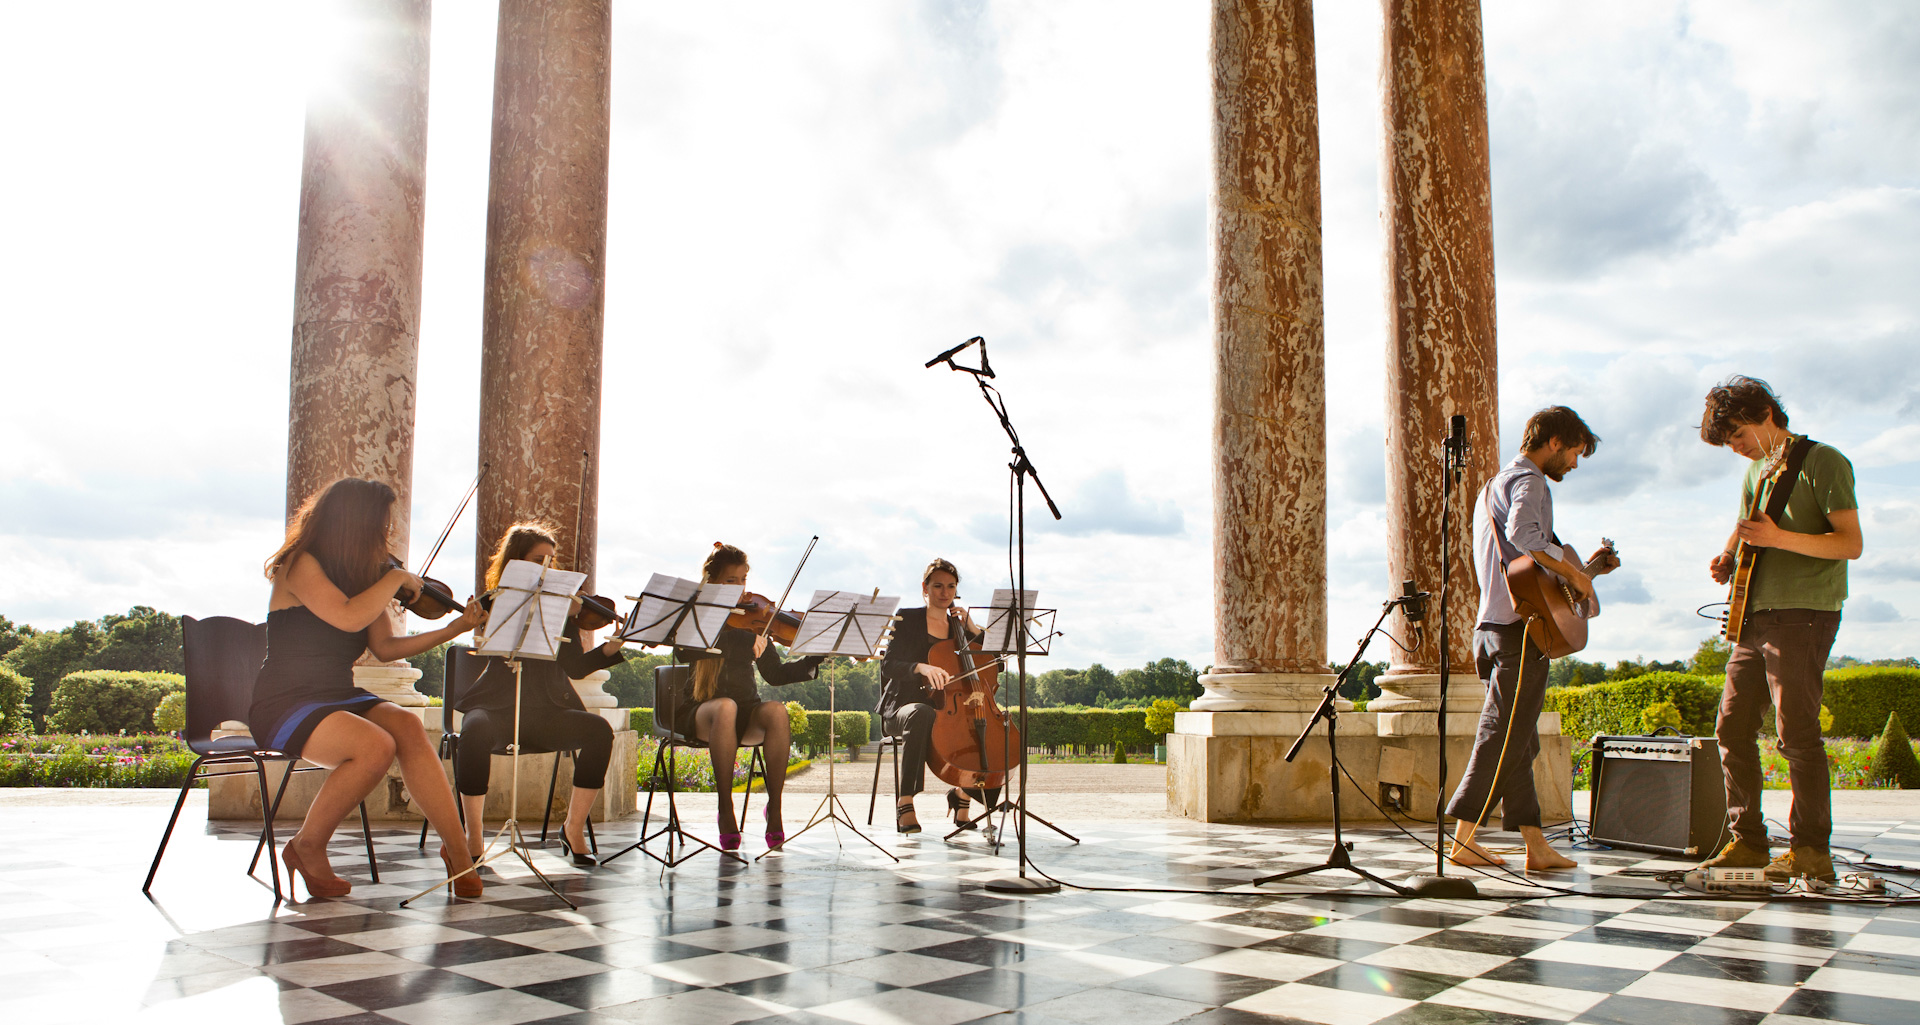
[1588,735,1727,857]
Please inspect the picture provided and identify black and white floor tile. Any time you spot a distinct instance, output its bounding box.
[7,800,1920,1025]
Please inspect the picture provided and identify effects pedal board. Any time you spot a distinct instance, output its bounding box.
[1682,867,1771,893]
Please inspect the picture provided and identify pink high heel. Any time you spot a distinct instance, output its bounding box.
[719,832,743,851]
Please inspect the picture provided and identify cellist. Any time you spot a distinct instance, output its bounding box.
[879,558,1001,837]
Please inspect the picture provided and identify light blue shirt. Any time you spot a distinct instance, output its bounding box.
[1475,455,1587,626]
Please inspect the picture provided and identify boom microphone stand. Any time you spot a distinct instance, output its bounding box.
[927,336,1069,894]
[1405,414,1479,899]
[1250,593,1421,893]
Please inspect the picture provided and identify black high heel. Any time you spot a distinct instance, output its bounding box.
[947,788,977,830]
[560,834,598,867]
[896,800,922,834]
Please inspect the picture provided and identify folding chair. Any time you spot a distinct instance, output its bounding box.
[144,616,377,902]
[867,723,905,825]
[417,646,597,853]
[601,664,762,867]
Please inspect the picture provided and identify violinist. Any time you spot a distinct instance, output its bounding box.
[252,478,486,898]
[879,558,999,837]
[457,522,624,867]
[673,543,825,851]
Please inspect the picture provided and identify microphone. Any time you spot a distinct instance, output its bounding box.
[925,336,982,369]
[1397,579,1431,622]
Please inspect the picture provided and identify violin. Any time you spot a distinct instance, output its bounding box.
[575,593,622,632]
[925,605,1020,793]
[727,592,803,645]
[387,555,467,619]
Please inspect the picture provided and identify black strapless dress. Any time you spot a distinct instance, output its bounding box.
[247,606,385,757]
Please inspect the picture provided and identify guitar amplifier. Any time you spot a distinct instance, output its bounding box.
[1589,734,1726,856]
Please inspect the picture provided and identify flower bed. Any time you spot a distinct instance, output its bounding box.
[0,734,198,788]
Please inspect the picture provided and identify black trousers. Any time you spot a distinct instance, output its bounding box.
[1445,621,1549,831]
[889,702,1001,807]
[455,706,614,797]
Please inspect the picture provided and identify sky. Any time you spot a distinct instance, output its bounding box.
[0,0,1914,671]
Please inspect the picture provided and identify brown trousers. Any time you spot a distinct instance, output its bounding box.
[1716,607,1842,850]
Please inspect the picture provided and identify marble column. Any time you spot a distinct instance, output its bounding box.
[1372,0,1501,726]
[474,0,612,595]
[1169,0,1352,822]
[286,0,432,705]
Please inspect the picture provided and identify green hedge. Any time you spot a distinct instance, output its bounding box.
[46,670,184,735]
[0,667,28,735]
[1543,672,1722,739]
[624,706,871,754]
[1823,668,1920,739]
[1544,667,1920,741]
[1022,709,1155,751]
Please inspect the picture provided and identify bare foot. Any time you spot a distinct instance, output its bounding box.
[1525,847,1577,871]
[1448,840,1506,867]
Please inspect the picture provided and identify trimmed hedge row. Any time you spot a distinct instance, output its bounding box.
[626,706,1169,751]
[1545,667,1920,740]
[48,670,184,735]
[1545,672,1722,739]
[1824,668,1920,739]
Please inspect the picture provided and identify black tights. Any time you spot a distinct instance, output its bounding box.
[455,707,614,797]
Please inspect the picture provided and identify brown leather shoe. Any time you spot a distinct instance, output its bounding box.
[1764,846,1836,884]
[1696,838,1769,871]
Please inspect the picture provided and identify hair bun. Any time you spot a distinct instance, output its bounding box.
[713,541,724,549]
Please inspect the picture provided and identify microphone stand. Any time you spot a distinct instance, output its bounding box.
[928,337,1071,894]
[1406,416,1478,899]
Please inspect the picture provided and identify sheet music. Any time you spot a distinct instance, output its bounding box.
[474,560,586,660]
[789,591,901,657]
[617,573,743,649]
[980,589,1045,653]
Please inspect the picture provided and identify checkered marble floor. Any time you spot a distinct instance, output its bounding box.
[7,797,1920,1025]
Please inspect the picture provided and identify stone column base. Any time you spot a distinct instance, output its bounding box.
[1167,710,1571,825]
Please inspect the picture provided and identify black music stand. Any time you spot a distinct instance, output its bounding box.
[759,589,901,862]
[400,557,582,908]
[598,573,744,868]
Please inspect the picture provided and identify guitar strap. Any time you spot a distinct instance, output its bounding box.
[1751,435,1817,575]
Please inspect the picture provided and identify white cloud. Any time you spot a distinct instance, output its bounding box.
[0,0,1912,669]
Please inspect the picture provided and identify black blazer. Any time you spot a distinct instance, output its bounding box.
[879,606,981,722]
[458,614,625,718]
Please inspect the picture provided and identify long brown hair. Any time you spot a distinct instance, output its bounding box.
[485,521,562,591]
[693,542,750,702]
[265,478,396,596]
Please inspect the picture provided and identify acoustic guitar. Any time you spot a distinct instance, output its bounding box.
[1723,443,1795,644]
[1506,538,1616,658]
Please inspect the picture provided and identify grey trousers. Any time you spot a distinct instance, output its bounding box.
[1445,621,1549,831]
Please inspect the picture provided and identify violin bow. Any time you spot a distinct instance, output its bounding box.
[417,462,487,578]
[760,535,819,642]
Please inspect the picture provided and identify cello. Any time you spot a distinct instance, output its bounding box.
[924,606,1020,794]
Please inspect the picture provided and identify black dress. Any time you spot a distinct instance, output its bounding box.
[248,606,384,757]
[673,625,824,743]
[454,615,625,797]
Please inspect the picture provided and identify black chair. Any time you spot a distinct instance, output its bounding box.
[417,646,598,854]
[602,664,762,867]
[145,616,377,902]
[867,722,905,825]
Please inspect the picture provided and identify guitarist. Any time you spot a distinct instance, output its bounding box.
[1696,376,1861,885]
[1448,406,1619,870]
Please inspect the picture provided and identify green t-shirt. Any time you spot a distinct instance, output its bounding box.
[1742,441,1857,612]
